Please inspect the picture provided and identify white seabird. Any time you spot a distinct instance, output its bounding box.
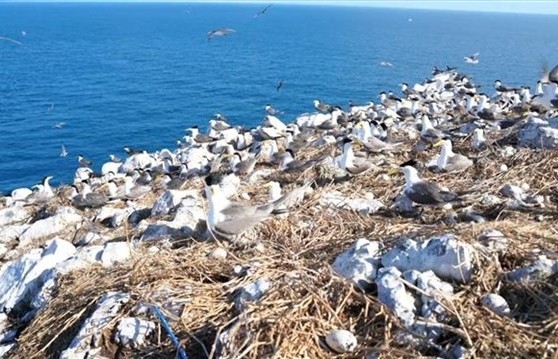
[314,99,332,114]
[395,161,461,206]
[60,145,68,157]
[204,173,287,241]
[337,138,375,176]
[464,52,479,64]
[207,28,235,41]
[431,140,473,173]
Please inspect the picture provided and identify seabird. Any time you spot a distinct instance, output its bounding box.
[494,80,517,93]
[229,152,257,176]
[60,145,68,157]
[464,52,480,64]
[109,154,122,163]
[338,138,375,176]
[471,128,486,150]
[430,140,473,173]
[279,149,315,173]
[78,154,92,167]
[420,114,446,143]
[254,3,273,17]
[31,176,55,204]
[548,63,558,84]
[207,28,235,41]
[204,173,287,242]
[123,147,145,155]
[265,104,280,116]
[71,182,107,210]
[395,160,461,206]
[314,99,332,114]
[0,36,22,46]
[276,80,284,92]
[53,122,65,129]
[380,61,394,67]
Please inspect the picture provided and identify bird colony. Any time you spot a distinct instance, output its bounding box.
[1,64,558,358]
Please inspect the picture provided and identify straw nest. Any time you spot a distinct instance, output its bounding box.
[10,137,558,358]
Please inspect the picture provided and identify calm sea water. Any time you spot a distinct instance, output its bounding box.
[0,3,557,192]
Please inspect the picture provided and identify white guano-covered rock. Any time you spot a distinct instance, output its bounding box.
[519,116,558,149]
[120,152,154,173]
[507,255,558,282]
[320,191,384,214]
[381,234,474,283]
[375,267,416,326]
[0,238,76,315]
[151,190,198,216]
[481,293,511,317]
[0,224,30,244]
[100,242,132,266]
[234,278,272,311]
[114,317,155,348]
[60,292,130,359]
[332,238,383,288]
[18,207,82,246]
[57,245,105,275]
[0,206,32,227]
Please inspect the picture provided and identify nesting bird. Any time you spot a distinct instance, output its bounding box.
[430,140,473,173]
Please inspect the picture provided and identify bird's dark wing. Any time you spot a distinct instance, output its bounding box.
[407,181,458,205]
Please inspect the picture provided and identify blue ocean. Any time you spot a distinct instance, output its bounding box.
[0,3,557,192]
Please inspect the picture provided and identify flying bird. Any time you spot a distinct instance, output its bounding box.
[380,61,394,67]
[0,36,22,46]
[53,122,65,129]
[254,4,273,17]
[276,80,284,92]
[464,52,480,64]
[207,28,235,41]
[60,145,68,158]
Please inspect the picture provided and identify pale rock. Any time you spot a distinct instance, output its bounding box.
[0,343,15,357]
[151,190,198,216]
[57,245,104,274]
[477,230,508,252]
[392,194,419,216]
[0,224,30,243]
[0,206,32,227]
[75,231,105,246]
[101,161,122,175]
[240,192,251,201]
[0,239,75,317]
[234,278,271,311]
[332,238,383,289]
[519,116,558,148]
[381,234,474,283]
[320,191,384,214]
[499,164,508,172]
[96,206,125,223]
[481,293,511,317]
[18,207,82,246]
[100,242,132,266]
[0,244,7,258]
[325,329,358,353]
[60,292,130,359]
[114,317,155,348]
[376,267,416,326]
[508,255,558,282]
[499,145,517,157]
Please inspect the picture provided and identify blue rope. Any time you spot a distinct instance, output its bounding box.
[151,305,188,359]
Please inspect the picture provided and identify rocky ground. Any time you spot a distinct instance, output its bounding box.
[1,68,558,358]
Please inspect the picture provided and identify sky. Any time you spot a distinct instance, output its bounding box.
[2,0,558,16]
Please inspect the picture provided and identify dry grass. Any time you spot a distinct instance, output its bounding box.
[10,138,558,358]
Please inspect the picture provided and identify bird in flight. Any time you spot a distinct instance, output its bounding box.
[464,52,480,64]
[60,145,68,158]
[53,122,66,129]
[207,28,235,41]
[254,4,273,18]
[0,36,22,46]
[379,61,394,67]
[276,80,284,92]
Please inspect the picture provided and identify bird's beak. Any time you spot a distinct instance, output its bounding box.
[433,140,445,148]
[388,167,400,176]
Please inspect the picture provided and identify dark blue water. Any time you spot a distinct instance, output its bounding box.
[0,3,557,192]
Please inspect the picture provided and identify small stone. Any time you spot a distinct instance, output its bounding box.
[499,164,508,172]
[208,247,227,260]
[234,278,271,311]
[325,329,358,353]
[100,242,132,266]
[114,317,155,348]
[481,293,511,317]
[240,193,251,201]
